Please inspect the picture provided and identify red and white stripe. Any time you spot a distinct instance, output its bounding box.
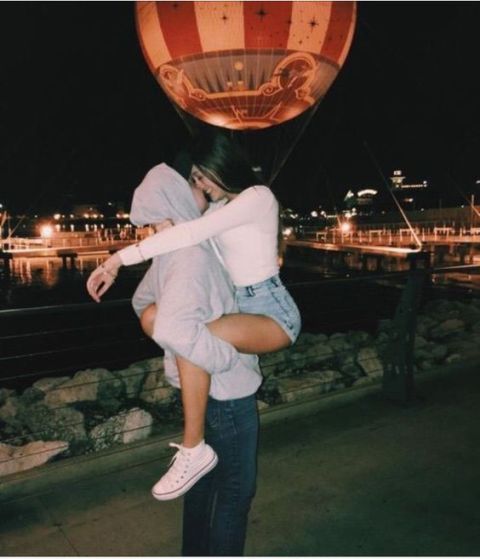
[136,1,356,71]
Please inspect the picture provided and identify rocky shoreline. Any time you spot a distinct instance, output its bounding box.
[1,297,480,477]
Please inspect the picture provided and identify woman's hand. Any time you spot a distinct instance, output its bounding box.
[86,253,122,302]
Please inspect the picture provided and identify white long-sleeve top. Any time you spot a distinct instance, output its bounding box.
[119,185,280,287]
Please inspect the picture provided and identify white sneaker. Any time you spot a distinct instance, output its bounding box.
[151,442,218,501]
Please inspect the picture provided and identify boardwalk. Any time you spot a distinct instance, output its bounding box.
[1,360,479,556]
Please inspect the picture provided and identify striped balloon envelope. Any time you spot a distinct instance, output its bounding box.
[136,1,356,131]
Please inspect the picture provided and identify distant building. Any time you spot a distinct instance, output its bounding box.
[343,188,378,216]
[390,169,428,210]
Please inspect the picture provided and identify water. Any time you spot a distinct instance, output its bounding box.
[1,253,479,311]
[0,255,147,310]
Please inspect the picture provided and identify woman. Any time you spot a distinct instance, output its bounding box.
[87,134,301,499]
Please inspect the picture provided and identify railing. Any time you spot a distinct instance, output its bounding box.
[0,228,140,251]
[1,267,480,477]
[294,225,480,247]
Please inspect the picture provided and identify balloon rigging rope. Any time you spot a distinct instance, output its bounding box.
[270,104,320,186]
[362,140,422,252]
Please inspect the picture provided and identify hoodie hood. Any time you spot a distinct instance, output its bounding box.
[129,163,201,226]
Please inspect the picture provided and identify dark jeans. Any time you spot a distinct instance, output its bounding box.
[182,394,259,556]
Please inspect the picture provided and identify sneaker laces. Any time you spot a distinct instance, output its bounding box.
[163,443,192,488]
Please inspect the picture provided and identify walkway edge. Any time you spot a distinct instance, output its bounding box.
[1,357,478,503]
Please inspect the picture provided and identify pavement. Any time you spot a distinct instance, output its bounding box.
[1,360,479,557]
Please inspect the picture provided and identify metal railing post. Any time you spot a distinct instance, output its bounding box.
[382,268,426,404]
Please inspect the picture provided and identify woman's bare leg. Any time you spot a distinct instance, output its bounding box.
[176,356,210,448]
[141,304,209,448]
[141,304,290,354]
[207,313,291,354]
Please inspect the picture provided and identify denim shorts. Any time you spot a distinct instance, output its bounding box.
[235,275,301,344]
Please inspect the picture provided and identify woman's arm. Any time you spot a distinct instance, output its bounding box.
[118,185,275,266]
[86,186,276,301]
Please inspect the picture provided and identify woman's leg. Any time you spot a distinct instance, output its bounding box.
[141,304,210,448]
[207,313,291,354]
[141,303,290,355]
[176,355,210,448]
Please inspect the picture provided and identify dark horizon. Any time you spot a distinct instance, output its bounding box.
[1,2,479,215]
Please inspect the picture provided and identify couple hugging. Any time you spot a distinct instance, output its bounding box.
[87,133,301,556]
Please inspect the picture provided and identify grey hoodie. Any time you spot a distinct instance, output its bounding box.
[130,163,261,400]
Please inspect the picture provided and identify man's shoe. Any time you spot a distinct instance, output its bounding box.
[151,442,218,501]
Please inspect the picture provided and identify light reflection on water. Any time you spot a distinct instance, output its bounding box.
[1,255,480,310]
[0,255,148,310]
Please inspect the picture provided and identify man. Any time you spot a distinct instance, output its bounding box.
[129,160,261,556]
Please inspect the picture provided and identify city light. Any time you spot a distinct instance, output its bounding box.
[40,224,54,238]
[340,222,352,234]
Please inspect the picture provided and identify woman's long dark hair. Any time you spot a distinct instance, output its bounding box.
[190,131,286,263]
[190,132,263,193]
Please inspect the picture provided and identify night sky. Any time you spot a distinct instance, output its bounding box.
[1,2,479,215]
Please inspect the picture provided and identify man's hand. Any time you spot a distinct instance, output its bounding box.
[86,253,122,302]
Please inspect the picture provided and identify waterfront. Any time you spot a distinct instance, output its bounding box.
[1,251,480,312]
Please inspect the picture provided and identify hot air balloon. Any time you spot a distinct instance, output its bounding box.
[136,1,356,182]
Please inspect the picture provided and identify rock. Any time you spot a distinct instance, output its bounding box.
[259,352,287,377]
[0,388,15,406]
[0,397,20,423]
[284,350,308,374]
[258,376,280,405]
[422,299,455,317]
[131,357,164,374]
[328,333,353,354]
[256,400,269,411]
[296,332,317,345]
[347,331,371,346]
[375,331,390,348]
[140,371,175,404]
[429,319,465,340]
[336,352,362,379]
[430,344,448,362]
[304,343,334,365]
[356,347,383,378]
[90,407,153,451]
[416,315,438,337]
[414,335,428,349]
[445,353,462,364]
[414,347,433,362]
[113,365,146,399]
[352,376,374,387]
[0,440,68,477]
[44,368,123,407]
[33,377,70,394]
[20,387,44,405]
[455,306,480,327]
[122,408,153,445]
[418,360,434,371]
[19,404,87,443]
